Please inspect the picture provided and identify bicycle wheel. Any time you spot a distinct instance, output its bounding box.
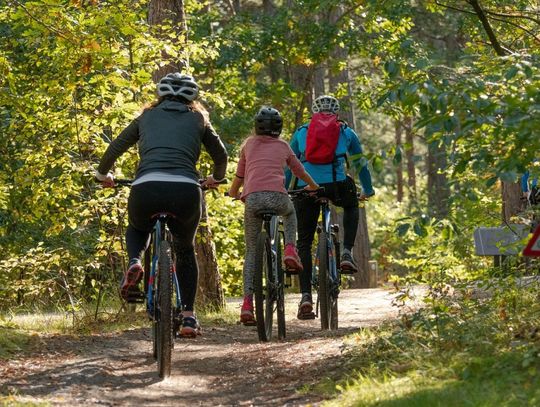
[317,229,331,330]
[254,231,274,341]
[147,245,158,360]
[156,240,173,378]
[330,235,339,330]
[276,230,286,340]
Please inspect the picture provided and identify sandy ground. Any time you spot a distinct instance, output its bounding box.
[0,288,410,406]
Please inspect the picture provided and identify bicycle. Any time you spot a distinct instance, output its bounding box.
[290,188,341,330]
[112,179,224,378]
[252,208,287,342]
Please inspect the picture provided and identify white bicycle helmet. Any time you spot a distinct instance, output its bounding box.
[312,95,340,114]
[157,72,199,101]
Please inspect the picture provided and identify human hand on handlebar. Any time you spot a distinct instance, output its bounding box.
[201,175,226,190]
[95,170,115,188]
[303,183,320,191]
[358,192,374,201]
[227,190,241,200]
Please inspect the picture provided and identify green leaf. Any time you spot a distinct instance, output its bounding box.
[372,155,384,173]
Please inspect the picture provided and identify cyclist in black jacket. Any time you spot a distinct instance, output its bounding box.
[95,73,228,337]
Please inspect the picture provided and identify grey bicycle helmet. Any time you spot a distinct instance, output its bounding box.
[312,95,340,114]
[255,106,283,136]
[157,72,199,101]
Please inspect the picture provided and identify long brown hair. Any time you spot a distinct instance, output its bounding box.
[144,96,210,125]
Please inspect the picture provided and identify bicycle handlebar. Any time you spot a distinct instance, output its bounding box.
[96,178,227,190]
[288,187,325,198]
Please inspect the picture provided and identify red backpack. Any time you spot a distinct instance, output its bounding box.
[304,112,341,164]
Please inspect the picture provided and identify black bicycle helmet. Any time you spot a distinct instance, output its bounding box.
[254,106,283,136]
[157,72,199,101]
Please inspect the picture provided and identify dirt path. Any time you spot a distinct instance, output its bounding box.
[1,288,404,406]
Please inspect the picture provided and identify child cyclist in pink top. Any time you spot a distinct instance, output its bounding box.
[229,107,319,325]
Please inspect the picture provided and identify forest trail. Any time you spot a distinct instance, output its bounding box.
[1,288,410,406]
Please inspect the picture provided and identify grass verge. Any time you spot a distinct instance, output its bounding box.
[318,281,540,406]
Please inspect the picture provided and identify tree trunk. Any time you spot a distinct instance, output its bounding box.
[426,140,449,219]
[313,64,326,98]
[195,196,225,310]
[263,0,280,83]
[404,117,417,200]
[351,207,375,288]
[395,120,404,202]
[502,181,526,222]
[148,0,188,82]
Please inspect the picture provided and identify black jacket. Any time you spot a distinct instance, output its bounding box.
[97,100,228,182]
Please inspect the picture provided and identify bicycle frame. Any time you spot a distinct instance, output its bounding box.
[146,216,181,318]
[320,203,340,286]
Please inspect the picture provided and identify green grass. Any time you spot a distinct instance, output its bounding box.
[0,327,34,359]
[318,283,540,407]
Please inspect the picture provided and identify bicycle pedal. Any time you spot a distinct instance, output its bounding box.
[339,267,358,275]
[284,268,300,275]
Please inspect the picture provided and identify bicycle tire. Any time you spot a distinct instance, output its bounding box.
[254,231,274,341]
[317,229,331,330]
[330,234,339,330]
[157,240,173,378]
[276,230,286,340]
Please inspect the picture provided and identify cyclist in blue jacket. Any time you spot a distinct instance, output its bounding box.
[287,95,374,319]
[521,170,539,205]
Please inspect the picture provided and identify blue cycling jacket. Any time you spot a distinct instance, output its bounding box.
[521,170,538,192]
[285,122,374,196]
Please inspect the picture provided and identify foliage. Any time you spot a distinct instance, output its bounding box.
[206,180,245,296]
[322,279,540,406]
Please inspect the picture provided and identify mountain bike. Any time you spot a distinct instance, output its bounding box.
[253,210,286,341]
[112,179,224,378]
[290,188,341,330]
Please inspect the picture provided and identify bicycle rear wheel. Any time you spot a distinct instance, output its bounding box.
[276,230,286,340]
[156,240,173,378]
[254,231,274,341]
[330,234,339,330]
[317,229,332,330]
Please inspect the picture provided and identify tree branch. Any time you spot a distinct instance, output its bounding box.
[467,0,508,56]
[487,14,540,44]
[484,9,540,26]
[10,0,76,43]
[434,1,477,16]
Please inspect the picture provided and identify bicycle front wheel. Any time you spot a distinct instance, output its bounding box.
[254,231,274,341]
[317,229,332,330]
[156,240,173,378]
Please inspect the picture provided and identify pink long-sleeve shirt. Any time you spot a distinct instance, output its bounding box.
[236,135,308,200]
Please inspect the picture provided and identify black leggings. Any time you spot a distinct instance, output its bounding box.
[126,181,201,311]
[294,176,359,295]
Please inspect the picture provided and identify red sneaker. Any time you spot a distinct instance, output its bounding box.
[179,315,201,338]
[240,295,256,326]
[120,259,143,300]
[284,244,303,272]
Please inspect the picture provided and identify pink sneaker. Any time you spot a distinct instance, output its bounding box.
[120,258,143,300]
[240,295,256,326]
[284,244,303,272]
